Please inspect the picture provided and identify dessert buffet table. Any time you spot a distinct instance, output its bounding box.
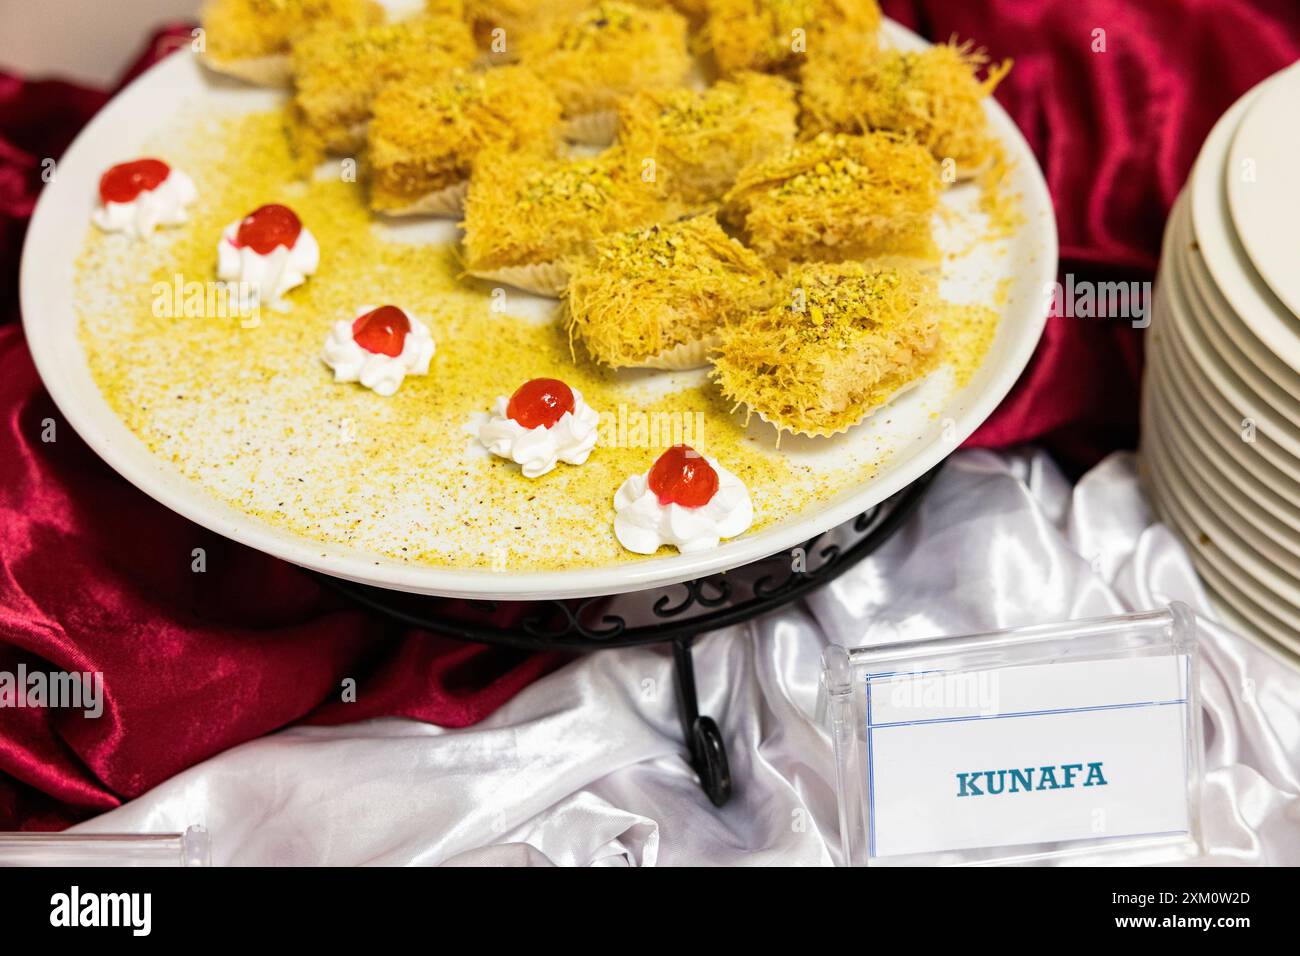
[67,450,1300,865]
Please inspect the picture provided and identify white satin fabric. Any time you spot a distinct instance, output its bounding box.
[71,449,1300,866]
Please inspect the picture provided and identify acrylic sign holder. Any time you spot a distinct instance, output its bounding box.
[821,603,1205,865]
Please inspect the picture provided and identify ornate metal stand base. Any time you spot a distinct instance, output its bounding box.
[320,463,942,807]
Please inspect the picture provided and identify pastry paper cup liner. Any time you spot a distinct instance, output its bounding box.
[199,52,292,87]
[468,260,570,297]
[634,334,719,370]
[325,120,370,156]
[738,375,929,439]
[563,111,618,146]
[949,153,993,184]
[377,180,469,218]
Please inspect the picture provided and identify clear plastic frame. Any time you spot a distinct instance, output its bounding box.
[819,604,1205,866]
[0,826,210,867]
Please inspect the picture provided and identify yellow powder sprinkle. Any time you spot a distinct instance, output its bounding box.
[937,301,1002,389]
[977,140,1025,240]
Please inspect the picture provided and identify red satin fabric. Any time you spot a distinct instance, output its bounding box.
[885,0,1300,468]
[3,6,1299,829]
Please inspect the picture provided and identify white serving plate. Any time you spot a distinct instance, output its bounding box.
[1148,349,1300,539]
[1164,201,1300,442]
[1157,268,1300,479]
[1146,386,1300,563]
[1189,75,1300,375]
[1226,61,1300,324]
[1178,198,1300,402]
[1147,317,1300,526]
[20,22,1057,600]
[1201,578,1300,663]
[1139,421,1300,629]
[1168,196,1300,430]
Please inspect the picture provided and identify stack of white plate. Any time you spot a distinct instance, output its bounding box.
[1140,62,1300,657]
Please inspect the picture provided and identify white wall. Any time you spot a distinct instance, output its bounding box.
[0,0,203,85]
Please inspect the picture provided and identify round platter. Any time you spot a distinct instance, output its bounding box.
[20,20,1057,600]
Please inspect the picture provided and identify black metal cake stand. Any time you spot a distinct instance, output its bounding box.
[320,463,942,807]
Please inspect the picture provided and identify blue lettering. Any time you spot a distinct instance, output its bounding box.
[956,772,983,797]
[1084,762,1108,787]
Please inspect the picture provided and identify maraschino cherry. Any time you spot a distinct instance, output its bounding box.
[99,158,170,204]
[234,204,302,254]
[648,444,718,508]
[507,378,575,430]
[352,306,411,357]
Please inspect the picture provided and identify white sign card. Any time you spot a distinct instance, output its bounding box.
[865,655,1191,859]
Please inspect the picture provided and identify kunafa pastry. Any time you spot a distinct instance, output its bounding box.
[702,0,881,78]
[801,41,1012,179]
[615,72,798,206]
[368,66,561,217]
[518,1,691,144]
[564,215,773,369]
[289,14,476,162]
[722,131,941,270]
[711,262,940,437]
[198,0,381,86]
[460,148,673,296]
[464,0,594,58]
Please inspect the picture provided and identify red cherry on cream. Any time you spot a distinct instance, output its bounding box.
[648,444,718,508]
[507,378,575,430]
[235,204,302,254]
[351,306,410,357]
[99,158,170,204]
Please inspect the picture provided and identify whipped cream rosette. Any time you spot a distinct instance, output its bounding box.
[321,304,435,397]
[478,378,599,478]
[92,158,197,239]
[217,203,319,309]
[613,445,753,553]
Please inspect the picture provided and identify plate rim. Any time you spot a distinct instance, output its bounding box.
[1141,433,1300,622]
[1146,344,1300,535]
[1176,195,1300,400]
[1188,75,1300,375]
[1144,386,1300,561]
[19,25,1058,600]
[1225,62,1300,325]
[1165,197,1300,432]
